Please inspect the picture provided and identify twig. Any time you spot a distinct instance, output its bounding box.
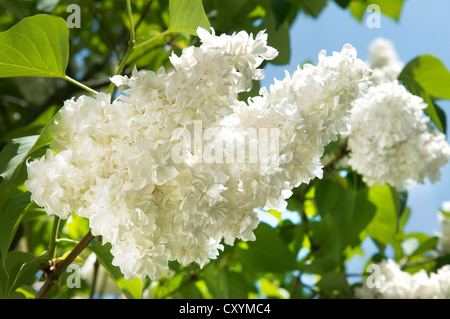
[35,231,95,299]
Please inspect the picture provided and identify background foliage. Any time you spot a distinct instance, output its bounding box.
[0,0,449,299]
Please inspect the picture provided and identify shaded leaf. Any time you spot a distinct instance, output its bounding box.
[300,0,328,18]
[0,192,31,265]
[317,272,350,292]
[334,0,351,8]
[9,253,48,295]
[399,55,450,133]
[2,250,38,298]
[269,0,292,28]
[203,265,228,298]
[237,223,298,273]
[0,111,57,189]
[399,55,450,100]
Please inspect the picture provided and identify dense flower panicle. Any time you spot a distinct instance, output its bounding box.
[348,81,450,188]
[356,259,450,299]
[368,38,404,85]
[348,37,450,189]
[25,27,370,280]
[438,202,450,252]
[234,44,370,209]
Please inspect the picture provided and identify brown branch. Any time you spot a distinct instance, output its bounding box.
[35,231,95,299]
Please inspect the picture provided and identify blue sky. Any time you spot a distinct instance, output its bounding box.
[261,0,450,236]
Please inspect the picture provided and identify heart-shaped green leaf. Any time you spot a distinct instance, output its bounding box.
[0,14,69,78]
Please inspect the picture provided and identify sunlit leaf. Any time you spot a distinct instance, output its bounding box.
[0,14,69,78]
[168,0,210,35]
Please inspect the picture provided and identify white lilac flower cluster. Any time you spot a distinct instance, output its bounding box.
[367,38,404,85]
[25,27,370,280]
[355,259,450,299]
[438,201,450,253]
[347,38,450,189]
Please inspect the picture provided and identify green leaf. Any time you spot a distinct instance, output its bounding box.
[334,0,351,8]
[0,14,69,78]
[203,265,228,298]
[398,55,450,133]
[398,78,443,133]
[269,0,292,28]
[317,272,350,292]
[8,253,48,296]
[237,222,298,273]
[389,186,408,233]
[399,55,450,100]
[0,136,38,187]
[226,271,254,299]
[302,179,375,274]
[259,278,288,299]
[315,179,376,246]
[90,242,142,299]
[349,0,403,21]
[152,272,184,299]
[435,253,450,270]
[1,105,58,144]
[0,112,57,189]
[1,250,39,298]
[168,0,211,35]
[300,0,328,18]
[14,285,37,299]
[65,213,90,241]
[365,185,398,246]
[261,10,290,65]
[435,102,447,135]
[176,278,203,299]
[301,223,342,274]
[410,237,439,257]
[0,192,31,264]
[279,220,305,254]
